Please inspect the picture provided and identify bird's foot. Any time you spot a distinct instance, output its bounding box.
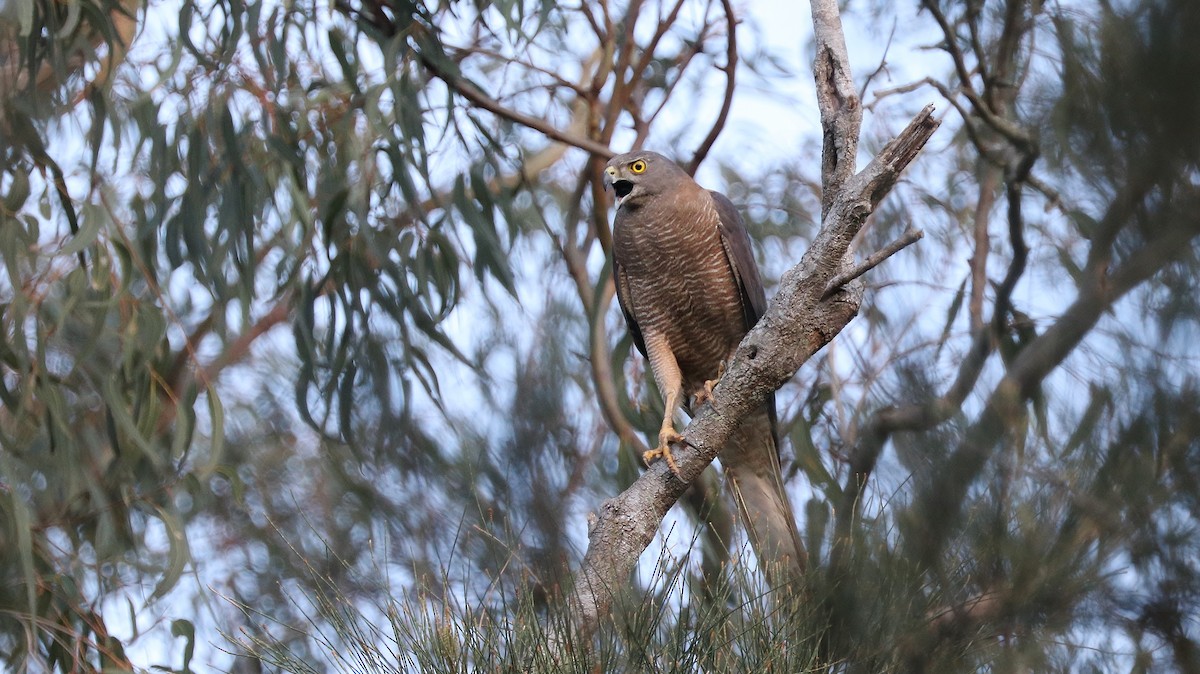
[694,378,719,407]
[644,428,684,475]
[694,361,727,407]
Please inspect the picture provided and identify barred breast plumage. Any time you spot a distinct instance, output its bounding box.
[613,185,745,396]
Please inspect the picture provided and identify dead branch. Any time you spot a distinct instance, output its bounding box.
[822,227,924,299]
[811,0,862,216]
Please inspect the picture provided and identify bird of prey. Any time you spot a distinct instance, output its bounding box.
[605,150,807,581]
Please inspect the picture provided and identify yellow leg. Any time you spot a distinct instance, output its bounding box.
[644,388,685,474]
[642,332,685,475]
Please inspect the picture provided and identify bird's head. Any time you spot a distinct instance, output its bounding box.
[604,151,687,209]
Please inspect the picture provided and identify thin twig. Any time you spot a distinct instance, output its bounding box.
[1027,173,1064,212]
[869,76,938,107]
[644,38,705,130]
[821,227,924,299]
[686,0,738,175]
[858,20,897,101]
[421,56,614,159]
[448,45,591,96]
[921,0,977,104]
[632,0,688,79]
[969,167,1002,331]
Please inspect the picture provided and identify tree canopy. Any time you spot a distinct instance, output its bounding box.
[1,0,1199,671]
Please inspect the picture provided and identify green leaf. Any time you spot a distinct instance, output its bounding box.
[197,385,225,479]
[790,416,836,494]
[321,188,349,230]
[15,0,33,36]
[148,503,190,600]
[212,465,247,505]
[168,382,197,468]
[453,176,515,295]
[102,376,160,464]
[804,497,830,563]
[935,273,969,359]
[1056,247,1083,284]
[54,0,81,39]
[1063,384,1112,457]
[329,28,360,96]
[62,203,107,257]
[0,460,39,638]
[171,618,196,673]
[3,171,30,213]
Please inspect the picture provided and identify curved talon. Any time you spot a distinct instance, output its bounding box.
[694,360,727,408]
[644,428,684,475]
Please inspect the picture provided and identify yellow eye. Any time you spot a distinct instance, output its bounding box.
[630,159,647,174]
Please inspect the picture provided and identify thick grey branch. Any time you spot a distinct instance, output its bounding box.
[811,0,862,216]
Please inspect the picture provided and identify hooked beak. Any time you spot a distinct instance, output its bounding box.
[604,166,633,203]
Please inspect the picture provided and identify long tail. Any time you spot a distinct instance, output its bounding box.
[720,403,807,587]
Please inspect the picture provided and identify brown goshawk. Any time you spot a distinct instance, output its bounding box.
[605,150,806,581]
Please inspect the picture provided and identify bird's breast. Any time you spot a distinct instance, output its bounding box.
[614,197,747,390]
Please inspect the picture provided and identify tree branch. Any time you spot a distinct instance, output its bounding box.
[821,226,924,299]
[686,0,738,175]
[420,55,614,160]
[969,167,1002,331]
[811,0,862,216]
[579,265,651,457]
[912,194,1200,569]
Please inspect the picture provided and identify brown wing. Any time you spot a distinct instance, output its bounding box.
[710,190,780,443]
[613,258,648,359]
[711,190,767,329]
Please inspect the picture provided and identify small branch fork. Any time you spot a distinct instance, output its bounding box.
[821,227,924,300]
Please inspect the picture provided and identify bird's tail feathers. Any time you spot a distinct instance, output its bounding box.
[722,406,807,587]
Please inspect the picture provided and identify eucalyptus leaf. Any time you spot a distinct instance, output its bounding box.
[61,202,106,257]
